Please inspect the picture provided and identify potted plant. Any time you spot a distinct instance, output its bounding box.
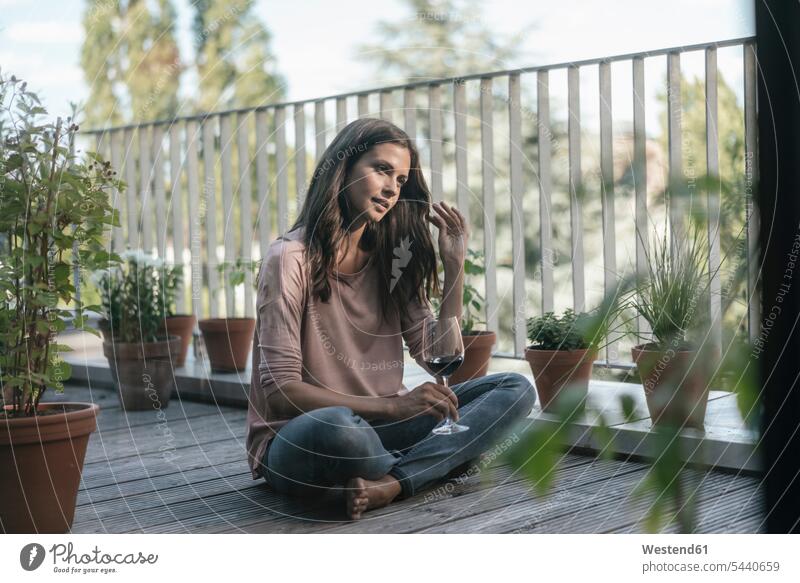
[198,258,257,372]
[94,250,181,410]
[0,74,119,532]
[432,249,497,384]
[159,263,194,367]
[524,309,603,414]
[628,225,715,429]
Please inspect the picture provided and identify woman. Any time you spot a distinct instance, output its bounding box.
[246,118,536,520]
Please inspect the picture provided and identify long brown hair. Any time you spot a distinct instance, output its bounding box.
[290,117,440,322]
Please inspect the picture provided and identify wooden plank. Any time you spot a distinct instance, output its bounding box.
[151,125,167,258]
[453,79,470,224]
[220,113,236,317]
[169,123,186,313]
[568,65,585,313]
[255,110,272,259]
[124,128,139,249]
[706,47,723,354]
[202,118,220,318]
[138,125,153,253]
[237,112,255,317]
[275,106,289,234]
[633,57,651,341]
[537,70,554,316]
[599,61,618,361]
[82,410,248,464]
[510,73,527,355]
[294,103,307,209]
[744,43,759,343]
[428,84,443,203]
[403,87,416,141]
[185,120,202,319]
[480,78,498,335]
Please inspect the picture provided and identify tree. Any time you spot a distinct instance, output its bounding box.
[80,0,182,127]
[191,0,286,112]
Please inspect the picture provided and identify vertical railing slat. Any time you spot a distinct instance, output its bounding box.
[315,100,326,158]
[238,113,254,317]
[358,94,369,118]
[510,73,527,356]
[633,57,650,341]
[169,122,186,314]
[275,106,289,234]
[152,125,167,259]
[185,120,202,320]
[255,110,272,259]
[480,78,498,335]
[744,43,760,343]
[124,128,138,249]
[138,126,153,253]
[454,79,470,224]
[109,130,124,252]
[537,70,554,315]
[403,87,416,141]
[336,97,347,131]
[294,103,306,210]
[380,90,393,122]
[706,47,723,354]
[220,113,236,317]
[202,118,220,318]
[428,84,443,203]
[667,52,685,249]
[599,61,618,361]
[568,65,586,313]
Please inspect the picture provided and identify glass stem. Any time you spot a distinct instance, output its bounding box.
[441,375,452,426]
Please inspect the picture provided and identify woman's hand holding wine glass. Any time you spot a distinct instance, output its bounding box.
[422,316,469,434]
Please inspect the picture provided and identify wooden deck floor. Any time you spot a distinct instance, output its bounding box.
[51,384,765,534]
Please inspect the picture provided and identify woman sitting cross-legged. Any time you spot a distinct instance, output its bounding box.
[245,117,536,520]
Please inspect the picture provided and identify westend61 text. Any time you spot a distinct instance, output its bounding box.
[642,544,708,555]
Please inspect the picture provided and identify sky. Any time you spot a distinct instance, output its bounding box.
[0,0,755,123]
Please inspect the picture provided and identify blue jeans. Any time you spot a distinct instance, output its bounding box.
[259,372,536,499]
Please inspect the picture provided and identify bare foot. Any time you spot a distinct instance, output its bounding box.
[345,475,402,520]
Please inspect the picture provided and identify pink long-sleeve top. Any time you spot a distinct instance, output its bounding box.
[245,227,435,479]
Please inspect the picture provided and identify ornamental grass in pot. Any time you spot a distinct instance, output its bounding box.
[0,74,119,532]
[94,251,181,410]
[628,225,717,429]
[198,258,257,372]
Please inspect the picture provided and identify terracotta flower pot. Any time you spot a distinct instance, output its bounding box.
[631,343,710,429]
[199,318,256,372]
[525,347,596,414]
[450,330,497,385]
[162,314,196,367]
[0,402,100,533]
[102,336,182,410]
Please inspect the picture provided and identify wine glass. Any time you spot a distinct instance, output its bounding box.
[422,316,469,434]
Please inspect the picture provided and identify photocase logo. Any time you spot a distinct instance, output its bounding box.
[390,236,413,292]
[19,543,46,571]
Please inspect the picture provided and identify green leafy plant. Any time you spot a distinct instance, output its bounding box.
[217,258,260,289]
[160,262,183,317]
[0,73,120,417]
[94,250,173,343]
[526,309,597,350]
[431,248,488,334]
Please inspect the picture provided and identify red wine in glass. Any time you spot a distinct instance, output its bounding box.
[422,317,469,435]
